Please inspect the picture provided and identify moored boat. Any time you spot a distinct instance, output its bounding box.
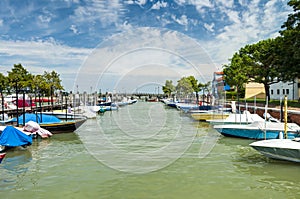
[0,125,33,152]
[9,113,86,133]
[207,111,265,125]
[213,121,300,139]
[191,111,230,121]
[0,152,6,163]
[250,138,300,162]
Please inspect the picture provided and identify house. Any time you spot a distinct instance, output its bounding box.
[244,78,299,100]
[244,82,266,99]
[269,78,299,100]
[211,71,231,99]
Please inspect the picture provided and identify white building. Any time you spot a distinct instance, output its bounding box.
[269,79,299,100]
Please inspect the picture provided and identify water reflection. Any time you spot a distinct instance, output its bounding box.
[218,136,300,197]
[1,149,32,172]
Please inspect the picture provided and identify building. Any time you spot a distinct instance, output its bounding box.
[244,82,266,99]
[269,79,299,100]
[244,78,299,100]
[211,71,231,99]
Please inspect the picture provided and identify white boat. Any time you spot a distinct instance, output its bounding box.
[207,111,265,125]
[250,138,300,162]
[213,121,300,139]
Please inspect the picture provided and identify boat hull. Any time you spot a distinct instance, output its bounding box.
[191,112,229,121]
[250,139,300,162]
[39,119,86,134]
[214,122,300,140]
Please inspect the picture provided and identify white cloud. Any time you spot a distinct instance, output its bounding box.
[0,39,91,77]
[38,15,51,23]
[204,23,214,32]
[0,19,3,26]
[171,14,188,30]
[71,0,124,28]
[70,24,79,34]
[75,27,218,92]
[215,0,234,8]
[152,1,168,10]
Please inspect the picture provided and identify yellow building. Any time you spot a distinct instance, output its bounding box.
[244,82,266,99]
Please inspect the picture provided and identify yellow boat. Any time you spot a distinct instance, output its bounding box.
[191,111,230,121]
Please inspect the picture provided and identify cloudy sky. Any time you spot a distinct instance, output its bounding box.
[0,0,292,93]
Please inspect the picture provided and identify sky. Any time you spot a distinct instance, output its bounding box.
[0,0,292,93]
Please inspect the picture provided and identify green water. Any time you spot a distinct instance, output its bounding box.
[1,102,300,199]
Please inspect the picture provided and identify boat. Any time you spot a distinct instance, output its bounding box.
[176,103,199,113]
[0,153,6,163]
[9,113,86,133]
[249,95,300,162]
[0,125,32,152]
[206,111,265,125]
[213,121,300,139]
[191,110,230,121]
[40,110,87,120]
[249,138,300,162]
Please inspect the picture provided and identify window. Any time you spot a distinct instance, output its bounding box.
[283,89,285,95]
[286,89,289,95]
[277,89,280,95]
[271,90,273,95]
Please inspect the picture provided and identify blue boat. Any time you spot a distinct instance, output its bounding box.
[213,121,300,140]
[0,126,32,151]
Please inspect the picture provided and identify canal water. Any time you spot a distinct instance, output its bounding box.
[1,102,299,199]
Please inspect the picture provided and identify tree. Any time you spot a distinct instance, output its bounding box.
[241,39,281,101]
[43,70,64,96]
[7,64,32,92]
[176,77,193,99]
[278,0,300,80]
[0,73,8,92]
[162,80,175,97]
[197,81,211,103]
[223,52,250,99]
[187,76,200,103]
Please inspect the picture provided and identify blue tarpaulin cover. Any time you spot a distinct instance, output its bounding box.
[11,113,61,124]
[0,126,32,147]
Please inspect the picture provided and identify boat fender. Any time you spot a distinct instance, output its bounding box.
[279,131,283,139]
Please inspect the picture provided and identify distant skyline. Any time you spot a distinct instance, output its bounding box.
[0,0,292,93]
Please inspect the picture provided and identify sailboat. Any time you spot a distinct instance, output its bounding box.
[250,96,300,162]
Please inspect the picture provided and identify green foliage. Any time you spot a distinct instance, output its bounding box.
[223,0,300,102]
[7,64,32,91]
[1,64,64,96]
[176,77,194,97]
[162,80,175,97]
[278,0,300,80]
[223,52,250,91]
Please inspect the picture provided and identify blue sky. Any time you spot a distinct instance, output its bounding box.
[0,0,292,93]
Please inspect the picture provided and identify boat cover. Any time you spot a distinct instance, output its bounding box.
[11,113,61,124]
[0,126,32,147]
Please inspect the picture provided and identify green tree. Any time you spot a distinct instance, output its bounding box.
[7,64,32,92]
[0,73,8,92]
[162,80,175,97]
[241,39,280,101]
[187,76,200,103]
[278,0,300,80]
[223,52,250,99]
[197,81,211,103]
[176,77,194,99]
[43,70,64,96]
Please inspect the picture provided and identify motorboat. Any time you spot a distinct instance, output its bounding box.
[250,138,300,162]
